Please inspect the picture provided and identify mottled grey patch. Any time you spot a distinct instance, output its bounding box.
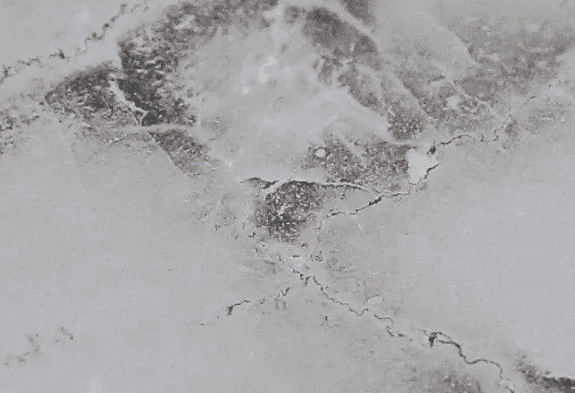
[284,5,306,24]
[303,7,355,55]
[514,351,575,393]
[44,62,138,126]
[305,134,411,189]
[386,109,424,140]
[253,134,411,242]
[0,111,16,132]
[117,0,279,126]
[430,370,484,393]
[540,377,575,393]
[0,111,17,154]
[149,128,213,176]
[299,7,431,139]
[339,0,374,25]
[253,181,325,242]
[452,15,575,100]
[322,137,365,183]
[458,69,503,103]
[361,138,411,187]
[117,24,191,126]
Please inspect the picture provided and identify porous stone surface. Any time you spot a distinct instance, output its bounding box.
[2,0,575,392]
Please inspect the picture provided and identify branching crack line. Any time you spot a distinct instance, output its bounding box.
[288,266,514,392]
[0,1,149,86]
[431,132,476,150]
[242,176,412,230]
[427,331,503,372]
[479,109,516,144]
[313,98,534,224]
[288,267,424,342]
[289,267,417,341]
[425,330,515,392]
[220,246,518,393]
[430,108,515,152]
[291,268,369,317]
[224,286,291,317]
[316,189,411,229]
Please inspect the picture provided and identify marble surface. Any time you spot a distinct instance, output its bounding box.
[2,1,575,392]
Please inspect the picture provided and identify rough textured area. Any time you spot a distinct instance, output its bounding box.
[3,0,575,392]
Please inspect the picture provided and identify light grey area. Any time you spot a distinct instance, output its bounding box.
[2,0,575,392]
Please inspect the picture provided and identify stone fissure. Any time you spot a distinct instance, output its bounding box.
[431,107,515,151]
[427,332,504,372]
[426,331,515,392]
[316,190,411,230]
[221,268,513,386]
[225,299,255,316]
[224,287,291,317]
[291,267,370,317]
[287,266,515,392]
[288,267,411,339]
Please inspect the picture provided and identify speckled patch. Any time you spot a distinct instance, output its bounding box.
[44,62,137,126]
[304,134,411,190]
[149,128,214,176]
[253,181,325,242]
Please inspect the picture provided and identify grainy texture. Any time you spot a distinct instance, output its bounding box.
[3,1,575,392]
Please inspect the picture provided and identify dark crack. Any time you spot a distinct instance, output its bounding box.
[277,287,291,297]
[247,141,412,238]
[432,133,476,150]
[384,325,406,339]
[249,176,381,242]
[478,110,516,144]
[225,287,290,317]
[248,244,518,392]
[424,330,514,392]
[421,159,441,182]
[287,262,515,391]
[291,267,369,317]
[288,266,419,341]
[357,190,412,211]
[428,105,516,153]
[225,299,253,316]
[431,333,502,372]
[317,189,411,229]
